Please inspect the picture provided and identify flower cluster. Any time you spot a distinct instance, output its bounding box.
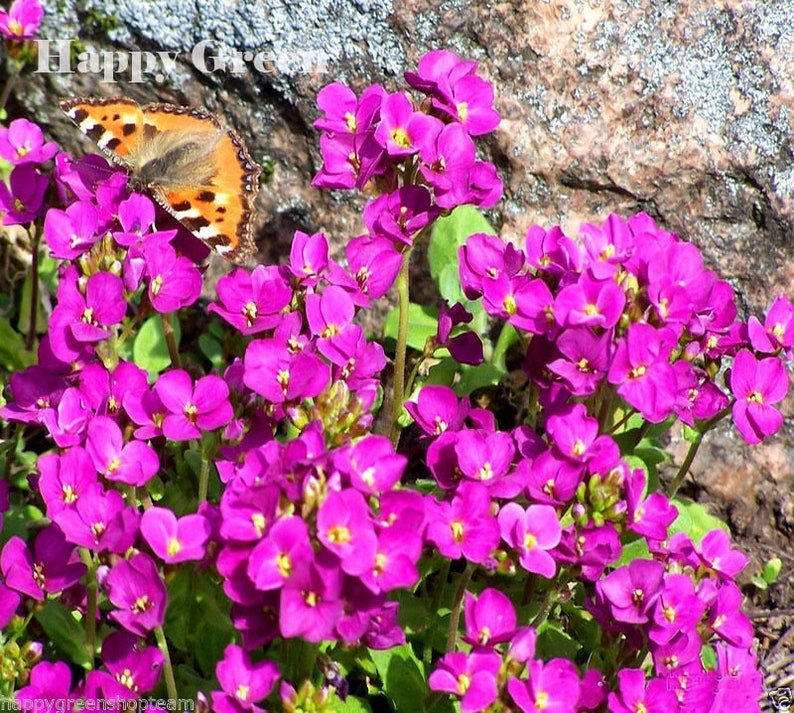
[0,44,785,713]
[461,214,791,442]
[313,49,503,234]
[430,588,603,712]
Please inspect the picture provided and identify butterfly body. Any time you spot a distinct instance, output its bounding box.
[60,96,261,263]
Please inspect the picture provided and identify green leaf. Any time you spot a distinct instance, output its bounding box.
[425,357,459,388]
[369,644,429,713]
[35,601,92,668]
[133,315,181,376]
[454,361,505,396]
[615,536,652,566]
[163,568,193,652]
[1,503,45,544]
[383,303,438,352]
[536,619,580,661]
[198,333,224,370]
[164,568,234,676]
[429,204,495,307]
[669,498,729,545]
[191,572,235,676]
[700,643,717,671]
[763,556,782,584]
[0,314,33,371]
[751,575,768,591]
[17,271,47,337]
[335,695,373,712]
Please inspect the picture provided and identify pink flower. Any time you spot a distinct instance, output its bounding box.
[498,503,561,578]
[211,644,279,713]
[729,349,789,444]
[154,370,233,441]
[140,507,211,564]
[106,553,167,636]
[0,118,55,163]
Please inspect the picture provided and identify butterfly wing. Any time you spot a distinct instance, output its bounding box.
[60,97,261,264]
[139,105,261,263]
[59,97,144,169]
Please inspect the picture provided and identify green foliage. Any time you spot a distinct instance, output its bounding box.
[133,314,181,376]
[428,205,494,311]
[0,315,33,372]
[369,644,430,713]
[669,498,729,544]
[383,303,439,352]
[35,601,92,669]
[165,568,235,681]
[752,556,782,590]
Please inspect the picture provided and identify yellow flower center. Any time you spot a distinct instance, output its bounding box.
[14,140,30,157]
[167,538,181,557]
[374,552,387,577]
[132,595,152,614]
[328,525,351,545]
[478,462,493,481]
[391,127,411,148]
[503,294,517,315]
[277,370,290,395]
[33,562,45,589]
[451,521,465,543]
[277,552,292,578]
[243,301,257,327]
[117,668,137,691]
[457,102,468,123]
[91,521,106,540]
[251,513,266,537]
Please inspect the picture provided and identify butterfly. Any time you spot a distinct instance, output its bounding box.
[60,96,261,264]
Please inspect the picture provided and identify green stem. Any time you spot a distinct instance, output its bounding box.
[198,451,210,505]
[521,573,537,607]
[390,249,412,446]
[78,549,97,666]
[446,562,475,652]
[667,405,732,499]
[668,431,702,499]
[491,322,518,373]
[423,558,451,669]
[161,313,181,370]
[25,224,40,352]
[154,625,178,703]
[530,574,564,630]
[3,425,21,482]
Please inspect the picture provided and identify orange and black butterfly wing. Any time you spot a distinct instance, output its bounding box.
[59,97,144,169]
